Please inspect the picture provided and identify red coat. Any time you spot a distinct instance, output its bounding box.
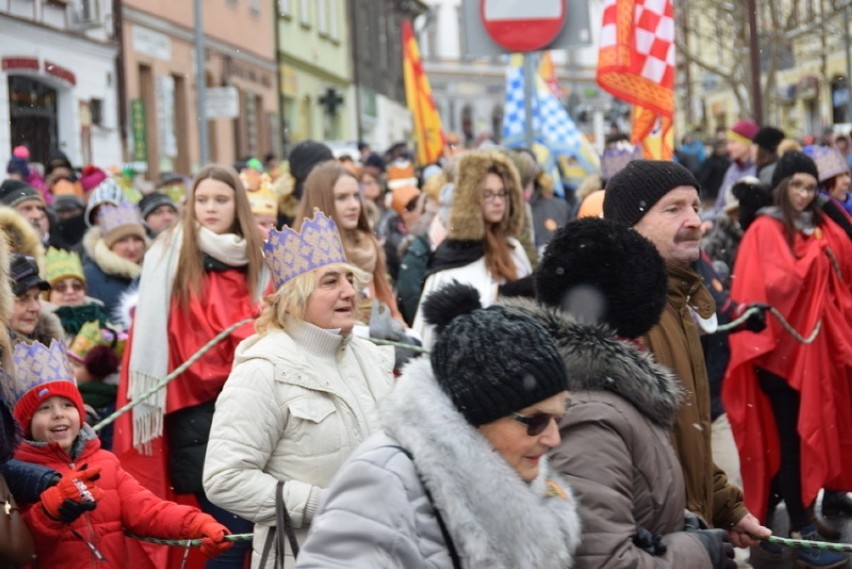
[14,428,204,569]
[724,213,852,522]
[112,268,266,568]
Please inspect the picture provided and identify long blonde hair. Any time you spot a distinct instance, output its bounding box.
[172,164,265,308]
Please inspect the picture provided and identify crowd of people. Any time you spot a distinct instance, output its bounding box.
[0,124,849,569]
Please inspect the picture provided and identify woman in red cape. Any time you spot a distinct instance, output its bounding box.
[113,164,269,568]
[724,152,852,562]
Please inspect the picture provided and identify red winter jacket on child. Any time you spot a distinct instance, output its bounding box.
[15,425,204,568]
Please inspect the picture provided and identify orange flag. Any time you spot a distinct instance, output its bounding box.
[538,51,562,98]
[597,0,675,159]
[402,20,445,166]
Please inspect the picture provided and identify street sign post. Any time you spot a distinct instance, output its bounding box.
[480,0,566,52]
[462,0,591,58]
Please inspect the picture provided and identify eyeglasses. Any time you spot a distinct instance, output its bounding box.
[510,411,560,436]
[789,178,818,194]
[53,281,85,293]
[482,191,507,202]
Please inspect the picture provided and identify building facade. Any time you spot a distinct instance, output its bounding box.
[418,0,606,149]
[121,0,278,177]
[0,0,121,170]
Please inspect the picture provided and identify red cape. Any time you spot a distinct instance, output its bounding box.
[113,270,264,567]
[724,215,852,522]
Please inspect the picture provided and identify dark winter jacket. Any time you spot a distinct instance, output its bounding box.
[506,299,712,569]
[0,459,59,504]
[164,399,215,494]
[81,227,143,316]
[530,193,571,250]
[396,233,432,326]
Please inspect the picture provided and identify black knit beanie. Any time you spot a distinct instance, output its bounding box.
[535,218,667,339]
[288,141,334,186]
[422,281,568,426]
[603,160,700,227]
[752,126,785,153]
[770,150,819,189]
[0,179,41,208]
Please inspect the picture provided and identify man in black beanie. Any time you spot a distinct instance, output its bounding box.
[603,160,770,548]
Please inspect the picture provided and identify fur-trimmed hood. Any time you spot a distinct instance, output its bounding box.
[447,150,525,240]
[502,298,683,428]
[9,308,66,347]
[381,357,581,568]
[0,206,45,273]
[82,226,145,280]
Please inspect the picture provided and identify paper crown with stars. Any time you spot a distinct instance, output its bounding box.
[263,209,348,289]
[11,340,86,433]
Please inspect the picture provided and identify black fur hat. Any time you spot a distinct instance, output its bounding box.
[421,281,568,426]
[534,218,667,339]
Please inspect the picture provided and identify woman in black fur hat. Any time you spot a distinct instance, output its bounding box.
[505,218,736,569]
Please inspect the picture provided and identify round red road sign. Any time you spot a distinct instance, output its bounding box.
[480,0,566,52]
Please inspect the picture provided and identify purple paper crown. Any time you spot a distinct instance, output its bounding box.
[97,201,143,234]
[263,209,348,289]
[11,340,76,404]
[804,145,849,183]
[601,142,644,181]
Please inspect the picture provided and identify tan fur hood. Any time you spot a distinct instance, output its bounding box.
[447,150,525,240]
[82,226,145,280]
[0,206,45,273]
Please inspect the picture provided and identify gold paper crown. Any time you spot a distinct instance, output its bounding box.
[45,247,84,285]
[97,201,143,235]
[68,321,106,361]
[248,175,278,217]
[263,209,348,289]
[11,339,75,403]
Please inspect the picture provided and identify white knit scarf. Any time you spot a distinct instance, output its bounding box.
[127,225,253,451]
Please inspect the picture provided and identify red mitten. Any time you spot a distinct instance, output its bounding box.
[40,464,104,522]
[188,513,233,558]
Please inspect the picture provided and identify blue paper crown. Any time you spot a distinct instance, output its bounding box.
[11,340,76,405]
[263,209,348,289]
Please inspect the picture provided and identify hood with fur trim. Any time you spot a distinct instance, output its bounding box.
[9,308,65,347]
[0,206,45,273]
[503,298,683,428]
[381,357,581,568]
[82,226,145,280]
[447,150,525,240]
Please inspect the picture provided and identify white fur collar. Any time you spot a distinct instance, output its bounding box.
[381,358,581,568]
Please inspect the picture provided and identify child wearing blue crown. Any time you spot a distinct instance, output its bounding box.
[10,340,233,568]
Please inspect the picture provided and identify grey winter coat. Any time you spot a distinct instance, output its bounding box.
[296,357,581,569]
[507,300,713,569]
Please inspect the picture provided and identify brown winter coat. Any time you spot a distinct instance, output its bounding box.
[642,261,747,529]
[508,299,712,569]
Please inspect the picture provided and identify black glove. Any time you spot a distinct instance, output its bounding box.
[633,524,667,556]
[683,512,707,531]
[744,302,771,333]
[689,528,736,569]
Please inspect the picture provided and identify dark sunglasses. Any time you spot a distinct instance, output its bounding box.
[510,412,560,436]
[53,281,85,293]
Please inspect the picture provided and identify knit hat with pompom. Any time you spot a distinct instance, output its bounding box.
[421,281,568,426]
